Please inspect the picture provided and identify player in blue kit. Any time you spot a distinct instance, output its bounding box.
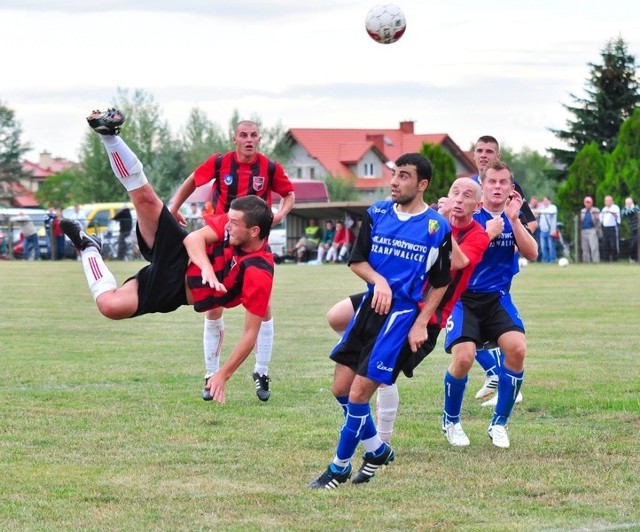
[443,160,538,449]
[309,153,452,489]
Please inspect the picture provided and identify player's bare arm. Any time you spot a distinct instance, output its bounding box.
[205,311,263,404]
[183,225,227,292]
[272,192,295,227]
[350,260,392,315]
[169,172,197,226]
[506,191,538,261]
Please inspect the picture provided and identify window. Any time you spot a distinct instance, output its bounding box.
[363,163,374,177]
[309,167,315,179]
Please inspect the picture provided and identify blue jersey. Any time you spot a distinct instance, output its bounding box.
[350,200,452,305]
[466,208,517,294]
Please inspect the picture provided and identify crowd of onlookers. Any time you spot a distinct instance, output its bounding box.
[528,194,640,263]
[292,217,358,264]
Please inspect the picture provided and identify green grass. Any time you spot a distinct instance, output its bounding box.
[1,260,639,531]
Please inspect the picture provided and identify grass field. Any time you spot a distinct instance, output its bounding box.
[1,260,639,531]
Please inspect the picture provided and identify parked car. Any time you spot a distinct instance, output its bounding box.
[0,207,48,259]
[62,202,136,236]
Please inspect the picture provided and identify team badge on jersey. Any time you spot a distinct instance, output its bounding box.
[253,176,265,192]
[428,219,440,234]
[224,174,234,185]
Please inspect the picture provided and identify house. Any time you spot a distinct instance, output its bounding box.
[285,121,476,202]
[1,151,76,208]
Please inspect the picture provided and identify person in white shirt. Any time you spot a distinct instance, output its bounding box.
[600,195,620,262]
[537,196,558,263]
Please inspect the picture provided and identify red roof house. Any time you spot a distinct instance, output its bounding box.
[286,121,475,201]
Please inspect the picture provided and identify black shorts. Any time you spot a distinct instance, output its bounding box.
[129,205,189,317]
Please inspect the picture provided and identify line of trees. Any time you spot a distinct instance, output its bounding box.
[1,36,638,215]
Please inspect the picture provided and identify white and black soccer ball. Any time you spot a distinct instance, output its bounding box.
[365,4,407,44]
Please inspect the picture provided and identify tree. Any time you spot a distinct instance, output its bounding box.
[419,143,457,202]
[178,107,227,172]
[325,174,359,201]
[550,37,640,167]
[556,142,607,224]
[75,88,183,203]
[597,107,640,203]
[500,145,558,199]
[0,102,31,205]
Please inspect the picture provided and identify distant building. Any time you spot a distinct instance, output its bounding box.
[286,121,476,202]
[3,151,76,207]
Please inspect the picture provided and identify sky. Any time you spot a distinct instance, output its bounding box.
[2,0,640,163]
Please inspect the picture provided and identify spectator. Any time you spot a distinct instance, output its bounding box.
[580,196,600,263]
[202,201,215,217]
[112,205,133,260]
[185,202,203,232]
[326,219,356,263]
[537,196,558,263]
[600,195,620,262]
[621,197,639,263]
[11,211,39,260]
[294,218,322,262]
[317,220,335,263]
[53,208,66,260]
[44,206,57,259]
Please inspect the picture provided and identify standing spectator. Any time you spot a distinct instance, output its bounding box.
[12,212,39,260]
[185,202,203,232]
[44,206,57,259]
[580,196,600,263]
[529,196,541,262]
[112,205,133,260]
[600,195,621,262]
[201,201,215,217]
[317,220,335,263]
[326,220,356,263]
[537,196,558,263]
[621,197,639,263]
[53,208,66,260]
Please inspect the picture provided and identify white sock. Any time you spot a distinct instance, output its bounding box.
[81,247,117,300]
[99,135,148,192]
[376,384,400,443]
[254,318,274,375]
[362,433,385,454]
[203,317,224,378]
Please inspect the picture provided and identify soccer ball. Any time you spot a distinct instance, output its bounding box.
[518,257,528,268]
[365,4,407,44]
[558,257,569,268]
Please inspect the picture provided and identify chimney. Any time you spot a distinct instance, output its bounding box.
[39,150,54,169]
[366,134,385,154]
[399,121,414,134]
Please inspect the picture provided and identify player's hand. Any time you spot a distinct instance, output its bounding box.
[200,266,227,293]
[407,322,428,353]
[437,196,451,216]
[505,190,523,222]
[170,208,187,227]
[205,374,226,405]
[485,216,504,240]
[371,282,392,314]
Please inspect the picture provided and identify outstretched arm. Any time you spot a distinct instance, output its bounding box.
[205,310,263,404]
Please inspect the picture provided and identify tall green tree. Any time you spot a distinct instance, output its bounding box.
[325,174,358,201]
[597,106,640,202]
[76,88,183,203]
[550,37,640,168]
[500,146,558,199]
[0,102,31,205]
[178,107,227,172]
[419,143,457,202]
[556,142,607,223]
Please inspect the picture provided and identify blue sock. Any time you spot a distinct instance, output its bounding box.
[491,368,524,426]
[335,402,375,462]
[475,348,500,376]
[443,371,468,424]
[336,395,348,417]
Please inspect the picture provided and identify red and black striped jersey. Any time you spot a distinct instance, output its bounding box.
[193,151,294,214]
[428,220,490,329]
[185,213,274,317]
